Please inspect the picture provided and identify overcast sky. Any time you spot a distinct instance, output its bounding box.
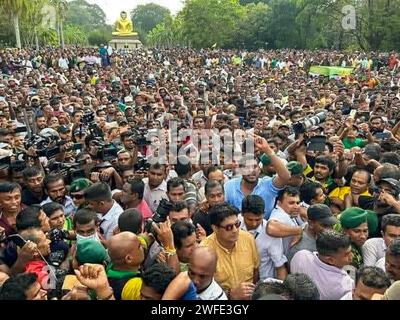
[85,0,184,23]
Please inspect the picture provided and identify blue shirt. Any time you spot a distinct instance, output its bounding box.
[181,282,197,300]
[224,177,282,219]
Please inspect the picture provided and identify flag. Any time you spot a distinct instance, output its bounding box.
[211,43,217,48]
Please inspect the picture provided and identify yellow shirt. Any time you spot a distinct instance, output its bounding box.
[200,230,260,291]
[329,186,371,201]
[121,277,142,300]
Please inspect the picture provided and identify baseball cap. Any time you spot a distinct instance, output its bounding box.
[376,178,400,196]
[57,125,71,134]
[70,178,92,194]
[76,239,108,265]
[307,204,338,226]
[286,161,304,176]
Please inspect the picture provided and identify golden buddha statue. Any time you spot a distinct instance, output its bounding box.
[113,11,137,36]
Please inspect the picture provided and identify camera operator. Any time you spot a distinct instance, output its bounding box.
[57,125,72,143]
[42,203,73,270]
[89,162,123,191]
[40,173,76,218]
[17,227,68,299]
[42,202,74,239]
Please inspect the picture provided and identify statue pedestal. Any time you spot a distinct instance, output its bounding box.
[109,34,142,50]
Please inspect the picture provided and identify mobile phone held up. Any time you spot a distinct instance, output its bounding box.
[7,234,27,248]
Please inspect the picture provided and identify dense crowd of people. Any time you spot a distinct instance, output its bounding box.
[0,45,400,300]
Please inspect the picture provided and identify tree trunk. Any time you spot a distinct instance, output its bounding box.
[60,20,65,48]
[13,13,22,49]
[56,22,61,46]
[35,30,39,50]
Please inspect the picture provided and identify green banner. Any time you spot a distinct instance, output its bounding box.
[309,66,354,78]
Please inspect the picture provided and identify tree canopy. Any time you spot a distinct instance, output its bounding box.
[1,0,400,50]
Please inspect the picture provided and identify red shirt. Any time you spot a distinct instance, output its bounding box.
[135,200,153,219]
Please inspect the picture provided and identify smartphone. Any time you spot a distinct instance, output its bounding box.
[7,234,27,248]
[14,126,28,133]
[374,132,390,140]
[307,135,327,152]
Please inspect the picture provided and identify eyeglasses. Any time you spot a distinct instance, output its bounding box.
[218,220,241,231]
[71,193,84,200]
[374,187,397,196]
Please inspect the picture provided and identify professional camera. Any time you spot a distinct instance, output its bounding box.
[131,128,150,147]
[144,199,173,235]
[24,134,53,154]
[80,110,95,125]
[48,251,65,267]
[48,228,69,243]
[47,162,86,185]
[47,267,68,300]
[292,111,327,136]
[24,130,62,158]
[134,156,150,172]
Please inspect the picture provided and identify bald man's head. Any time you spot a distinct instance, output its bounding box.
[107,231,144,268]
[189,246,218,293]
[191,246,217,269]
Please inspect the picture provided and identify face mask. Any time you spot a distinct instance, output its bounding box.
[76,232,100,243]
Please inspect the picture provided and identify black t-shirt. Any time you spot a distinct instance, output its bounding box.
[358,195,387,238]
[192,210,213,236]
[21,187,46,206]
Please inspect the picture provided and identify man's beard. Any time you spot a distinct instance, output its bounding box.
[54,196,65,205]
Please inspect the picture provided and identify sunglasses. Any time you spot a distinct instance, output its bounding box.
[218,220,241,231]
[71,193,84,200]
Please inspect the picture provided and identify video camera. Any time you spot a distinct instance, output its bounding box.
[292,111,327,136]
[90,139,120,161]
[24,134,60,158]
[144,199,173,236]
[47,162,86,184]
[134,156,150,172]
[130,128,151,147]
[79,110,104,139]
[48,228,69,243]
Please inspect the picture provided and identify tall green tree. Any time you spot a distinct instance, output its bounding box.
[233,2,270,50]
[65,0,107,32]
[49,0,68,47]
[21,0,49,49]
[181,0,245,48]
[147,15,186,48]
[131,3,171,41]
[0,0,29,48]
